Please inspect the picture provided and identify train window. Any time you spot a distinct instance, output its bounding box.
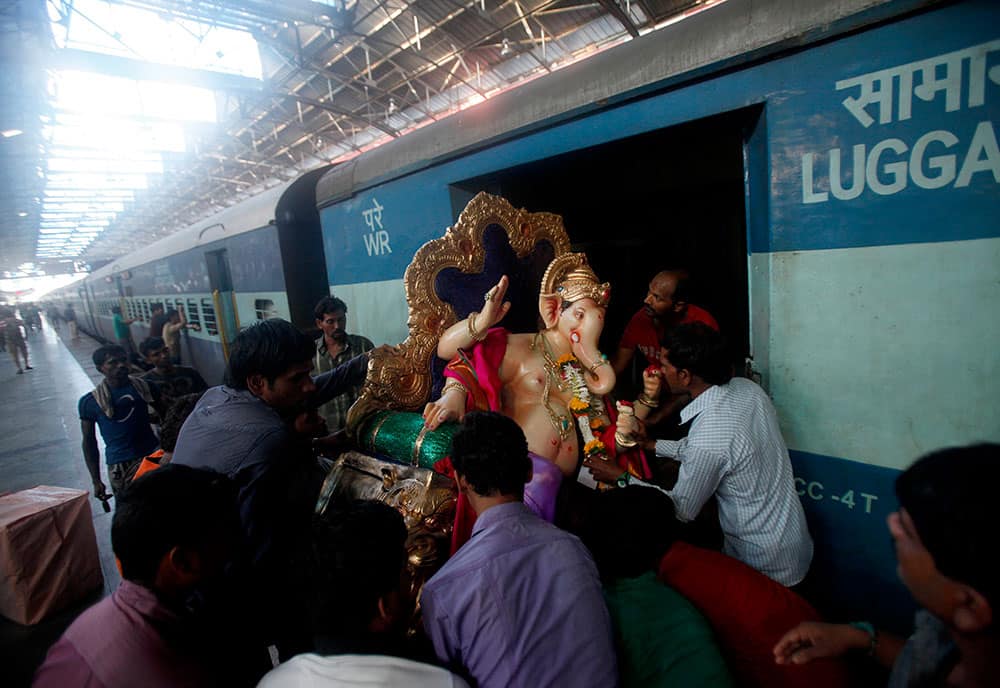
[141,300,150,322]
[201,298,218,337]
[254,299,278,321]
[186,299,200,328]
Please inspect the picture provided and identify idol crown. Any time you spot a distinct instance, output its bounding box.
[540,253,611,308]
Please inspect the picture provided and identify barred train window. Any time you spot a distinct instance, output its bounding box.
[201,298,218,336]
[254,299,277,320]
[186,299,200,328]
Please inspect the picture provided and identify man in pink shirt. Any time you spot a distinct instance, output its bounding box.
[33,465,242,688]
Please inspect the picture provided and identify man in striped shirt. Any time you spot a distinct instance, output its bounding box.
[588,323,813,587]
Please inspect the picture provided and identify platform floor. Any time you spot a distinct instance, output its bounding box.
[0,318,121,686]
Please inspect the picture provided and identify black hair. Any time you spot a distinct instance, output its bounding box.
[450,411,532,497]
[151,302,164,313]
[305,502,407,642]
[159,393,204,452]
[662,322,732,386]
[112,464,238,585]
[313,296,348,321]
[165,308,179,320]
[224,318,314,389]
[92,344,127,368]
[581,486,680,583]
[111,305,122,315]
[140,336,166,357]
[896,443,999,611]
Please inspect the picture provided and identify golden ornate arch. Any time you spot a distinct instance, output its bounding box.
[346,191,571,432]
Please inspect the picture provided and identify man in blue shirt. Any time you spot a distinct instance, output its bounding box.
[79,345,161,506]
[172,319,379,659]
[421,412,618,688]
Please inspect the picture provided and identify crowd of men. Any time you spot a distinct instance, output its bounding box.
[26,281,998,688]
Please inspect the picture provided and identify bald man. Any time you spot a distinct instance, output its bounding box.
[613,270,719,377]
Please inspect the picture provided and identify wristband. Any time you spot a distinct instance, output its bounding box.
[848,621,878,656]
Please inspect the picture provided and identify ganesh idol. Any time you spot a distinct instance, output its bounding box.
[423,252,650,521]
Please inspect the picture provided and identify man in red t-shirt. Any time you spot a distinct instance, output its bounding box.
[612,269,718,378]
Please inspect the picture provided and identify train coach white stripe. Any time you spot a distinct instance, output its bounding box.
[754,236,1000,470]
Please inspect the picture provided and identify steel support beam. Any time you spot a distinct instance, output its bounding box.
[52,48,265,92]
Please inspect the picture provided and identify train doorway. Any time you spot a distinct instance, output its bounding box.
[205,249,240,358]
[79,285,96,334]
[450,107,756,391]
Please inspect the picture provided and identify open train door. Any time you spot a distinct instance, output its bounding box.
[78,284,96,334]
[205,248,240,361]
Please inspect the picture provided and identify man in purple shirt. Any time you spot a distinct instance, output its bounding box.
[421,412,618,688]
[34,464,242,688]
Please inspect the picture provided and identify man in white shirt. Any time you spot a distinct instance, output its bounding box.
[257,501,468,688]
[587,323,813,587]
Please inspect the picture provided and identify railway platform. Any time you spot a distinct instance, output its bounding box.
[0,318,120,686]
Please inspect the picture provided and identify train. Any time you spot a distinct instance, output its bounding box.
[51,0,999,631]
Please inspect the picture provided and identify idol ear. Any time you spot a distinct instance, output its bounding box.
[539,292,562,330]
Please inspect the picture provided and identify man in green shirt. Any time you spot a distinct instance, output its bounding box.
[112,305,136,361]
[582,486,734,688]
[312,296,374,433]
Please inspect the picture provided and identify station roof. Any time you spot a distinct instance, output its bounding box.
[0,0,720,277]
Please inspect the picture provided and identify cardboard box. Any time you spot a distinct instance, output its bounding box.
[0,486,104,625]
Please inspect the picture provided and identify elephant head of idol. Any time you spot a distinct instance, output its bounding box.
[537,253,614,396]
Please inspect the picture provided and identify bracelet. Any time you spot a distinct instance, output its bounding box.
[636,394,660,408]
[588,358,608,375]
[848,621,878,656]
[442,379,469,398]
[615,472,630,489]
[614,431,638,449]
[467,311,487,342]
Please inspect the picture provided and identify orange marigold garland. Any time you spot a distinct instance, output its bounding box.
[557,353,611,464]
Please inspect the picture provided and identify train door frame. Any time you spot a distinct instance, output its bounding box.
[448,106,756,393]
[79,284,96,334]
[204,248,240,360]
[741,106,769,387]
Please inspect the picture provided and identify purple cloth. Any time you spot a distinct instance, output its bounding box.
[524,452,562,522]
[421,502,618,688]
[33,581,212,688]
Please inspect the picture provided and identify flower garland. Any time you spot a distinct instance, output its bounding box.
[556,353,610,462]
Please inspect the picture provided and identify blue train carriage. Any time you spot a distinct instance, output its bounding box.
[315,0,1000,631]
[70,166,331,385]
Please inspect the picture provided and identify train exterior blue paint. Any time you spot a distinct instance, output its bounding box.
[315,0,1000,630]
[53,169,331,386]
